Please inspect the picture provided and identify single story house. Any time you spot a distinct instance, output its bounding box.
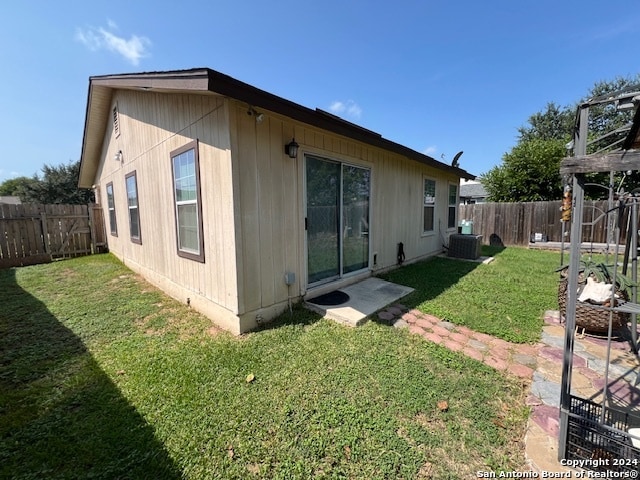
[459,180,488,204]
[78,68,474,334]
[0,196,21,205]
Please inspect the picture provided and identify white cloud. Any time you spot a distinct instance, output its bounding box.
[329,100,362,120]
[423,146,438,156]
[76,22,151,66]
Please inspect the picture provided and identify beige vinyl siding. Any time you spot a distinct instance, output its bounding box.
[231,103,301,321]
[95,90,240,322]
[373,150,451,267]
[93,89,458,333]
[230,99,458,328]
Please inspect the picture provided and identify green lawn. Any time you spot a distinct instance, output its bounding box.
[0,251,549,479]
[380,246,562,343]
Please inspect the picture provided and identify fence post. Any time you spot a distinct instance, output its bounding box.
[88,204,97,254]
[40,211,50,254]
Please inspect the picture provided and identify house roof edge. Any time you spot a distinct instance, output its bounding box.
[79,68,475,187]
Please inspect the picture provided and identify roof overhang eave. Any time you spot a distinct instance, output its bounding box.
[78,68,475,188]
[78,70,213,189]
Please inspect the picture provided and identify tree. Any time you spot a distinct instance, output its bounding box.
[584,75,640,155]
[2,160,94,204]
[482,139,566,202]
[482,74,640,202]
[0,176,38,197]
[517,102,573,143]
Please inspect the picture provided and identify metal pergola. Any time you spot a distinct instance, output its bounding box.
[558,87,640,472]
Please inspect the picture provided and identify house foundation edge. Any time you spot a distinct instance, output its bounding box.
[116,255,243,335]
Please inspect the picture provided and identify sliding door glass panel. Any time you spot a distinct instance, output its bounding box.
[307,156,340,284]
[342,165,370,274]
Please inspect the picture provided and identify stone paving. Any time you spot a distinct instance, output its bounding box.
[383,306,539,379]
[377,304,640,473]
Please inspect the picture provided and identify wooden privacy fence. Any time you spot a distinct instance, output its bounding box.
[0,203,107,268]
[459,200,621,247]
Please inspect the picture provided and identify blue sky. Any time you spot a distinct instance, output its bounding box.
[1,0,639,184]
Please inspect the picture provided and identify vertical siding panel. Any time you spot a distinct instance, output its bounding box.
[329,137,340,155]
[405,159,418,259]
[237,106,261,312]
[303,127,315,149]
[218,100,238,312]
[378,151,388,265]
[340,140,349,156]
[348,142,356,158]
[353,143,362,161]
[257,115,275,308]
[282,122,299,296]
[190,95,208,299]
[205,97,225,305]
[269,118,287,304]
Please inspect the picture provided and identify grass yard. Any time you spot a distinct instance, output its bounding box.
[381,246,562,343]
[0,249,555,479]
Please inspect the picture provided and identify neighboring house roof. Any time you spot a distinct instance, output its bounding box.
[79,68,475,188]
[0,196,21,205]
[460,182,487,199]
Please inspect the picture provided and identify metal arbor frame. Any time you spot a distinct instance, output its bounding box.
[558,87,640,471]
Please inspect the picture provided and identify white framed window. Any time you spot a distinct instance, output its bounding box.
[423,178,436,233]
[125,171,141,244]
[106,182,117,236]
[171,140,204,262]
[448,184,458,229]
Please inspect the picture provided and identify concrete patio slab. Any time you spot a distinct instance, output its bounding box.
[306,277,414,327]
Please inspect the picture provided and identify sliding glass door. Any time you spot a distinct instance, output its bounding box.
[306,155,370,285]
[342,165,370,274]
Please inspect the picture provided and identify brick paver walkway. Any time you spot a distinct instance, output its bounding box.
[380,304,640,473]
[381,305,540,379]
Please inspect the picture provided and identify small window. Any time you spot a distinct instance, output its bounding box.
[106,182,117,236]
[448,184,458,229]
[171,140,205,262]
[125,171,141,244]
[423,178,436,233]
[113,104,120,138]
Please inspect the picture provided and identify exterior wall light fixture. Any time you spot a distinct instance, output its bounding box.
[284,138,299,159]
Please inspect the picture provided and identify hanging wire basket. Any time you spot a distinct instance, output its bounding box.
[558,276,628,333]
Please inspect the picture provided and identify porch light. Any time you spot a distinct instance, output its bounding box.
[284,138,299,159]
[114,150,123,162]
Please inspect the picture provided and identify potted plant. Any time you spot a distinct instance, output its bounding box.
[557,260,636,332]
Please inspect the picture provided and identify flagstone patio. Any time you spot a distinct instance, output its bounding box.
[375,304,640,474]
